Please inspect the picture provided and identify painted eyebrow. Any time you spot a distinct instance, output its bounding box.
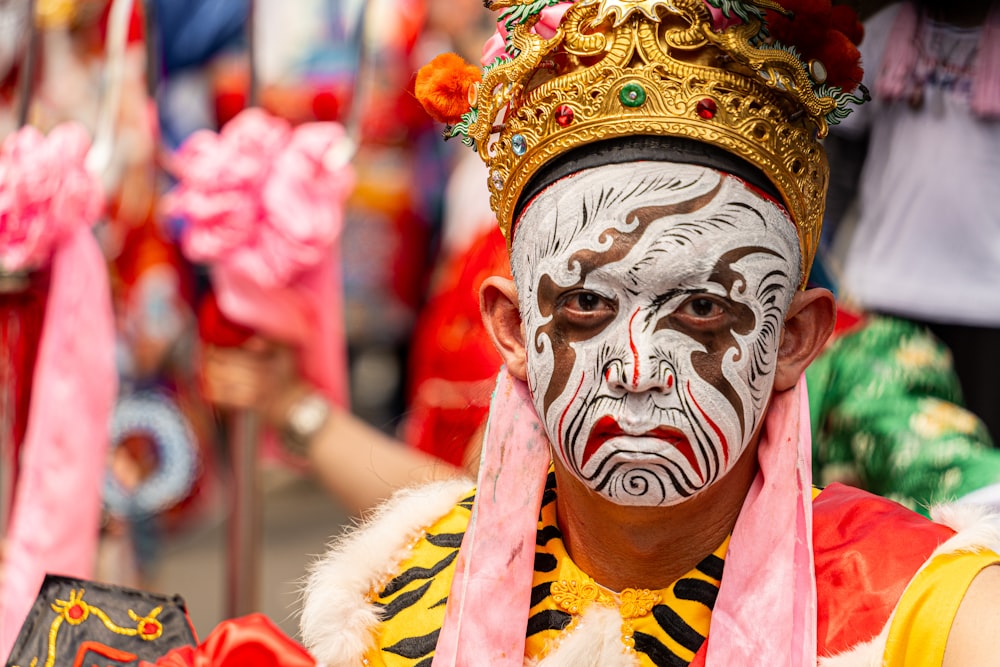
[644,287,710,325]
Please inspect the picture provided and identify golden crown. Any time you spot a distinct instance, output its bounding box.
[418,0,867,281]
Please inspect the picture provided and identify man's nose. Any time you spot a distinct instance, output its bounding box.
[607,356,675,393]
[605,310,675,393]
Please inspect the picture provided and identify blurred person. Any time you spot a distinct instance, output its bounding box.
[0,0,216,589]
[823,0,1000,443]
[200,337,465,515]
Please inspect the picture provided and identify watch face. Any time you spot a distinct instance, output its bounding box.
[290,394,331,433]
[282,394,332,456]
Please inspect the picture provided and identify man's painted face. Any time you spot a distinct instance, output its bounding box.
[511,162,801,507]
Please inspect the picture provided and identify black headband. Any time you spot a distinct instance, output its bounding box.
[513,135,785,225]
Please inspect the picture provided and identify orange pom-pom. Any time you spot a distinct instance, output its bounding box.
[415,53,482,125]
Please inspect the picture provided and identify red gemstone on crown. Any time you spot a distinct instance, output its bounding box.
[554,105,574,127]
[696,98,717,119]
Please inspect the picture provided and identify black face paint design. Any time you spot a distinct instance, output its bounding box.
[511,162,800,506]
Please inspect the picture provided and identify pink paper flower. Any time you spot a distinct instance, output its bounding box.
[0,123,105,272]
[165,108,354,289]
[481,2,573,66]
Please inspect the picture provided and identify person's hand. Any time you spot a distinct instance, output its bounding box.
[200,336,307,427]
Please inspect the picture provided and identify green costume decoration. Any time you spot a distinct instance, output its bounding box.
[808,313,1000,515]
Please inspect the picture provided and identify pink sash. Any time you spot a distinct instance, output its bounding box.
[434,374,815,666]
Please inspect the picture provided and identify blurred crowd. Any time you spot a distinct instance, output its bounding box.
[1,0,998,609]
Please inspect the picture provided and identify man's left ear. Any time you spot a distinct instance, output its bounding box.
[773,287,836,391]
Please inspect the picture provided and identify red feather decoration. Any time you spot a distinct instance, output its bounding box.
[830,4,865,46]
[766,0,864,93]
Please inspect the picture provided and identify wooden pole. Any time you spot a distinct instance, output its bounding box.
[225,0,262,618]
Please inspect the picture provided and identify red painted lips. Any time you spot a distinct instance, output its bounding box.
[581,416,704,483]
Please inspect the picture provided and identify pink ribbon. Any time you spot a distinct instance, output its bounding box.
[0,124,115,655]
[432,370,552,666]
[434,373,815,666]
[702,378,816,666]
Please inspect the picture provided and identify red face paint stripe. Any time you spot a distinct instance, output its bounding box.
[687,380,730,467]
[629,308,641,388]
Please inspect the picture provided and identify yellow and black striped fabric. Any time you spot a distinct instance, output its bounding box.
[365,473,725,667]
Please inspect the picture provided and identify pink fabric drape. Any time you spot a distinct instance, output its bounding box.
[874,2,919,102]
[0,123,115,656]
[702,378,816,666]
[434,374,816,666]
[972,5,1000,119]
[432,370,552,666]
[0,229,116,654]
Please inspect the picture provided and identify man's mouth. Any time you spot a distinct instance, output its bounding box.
[580,416,703,481]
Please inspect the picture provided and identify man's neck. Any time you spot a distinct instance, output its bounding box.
[552,447,759,592]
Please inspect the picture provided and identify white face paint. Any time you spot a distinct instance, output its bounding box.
[510,162,801,507]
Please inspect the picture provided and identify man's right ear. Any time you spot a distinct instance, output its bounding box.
[480,276,528,381]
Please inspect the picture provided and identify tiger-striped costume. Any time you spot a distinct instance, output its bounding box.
[301,475,1000,667]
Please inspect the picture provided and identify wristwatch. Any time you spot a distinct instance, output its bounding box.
[280,392,332,457]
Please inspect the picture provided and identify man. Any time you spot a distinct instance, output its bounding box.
[291,2,1000,665]
[189,0,1000,658]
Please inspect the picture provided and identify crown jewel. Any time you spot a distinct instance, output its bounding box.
[422,0,866,282]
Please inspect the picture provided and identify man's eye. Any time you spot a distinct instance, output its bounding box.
[681,297,724,319]
[569,293,604,312]
[560,291,615,319]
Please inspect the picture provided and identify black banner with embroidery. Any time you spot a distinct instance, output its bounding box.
[5,575,196,667]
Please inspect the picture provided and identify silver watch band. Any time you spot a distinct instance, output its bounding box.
[280,392,331,457]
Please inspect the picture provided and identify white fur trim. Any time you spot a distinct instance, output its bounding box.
[299,478,474,666]
[531,605,639,667]
[818,503,1000,667]
[930,502,1000,551]
[818,628,887,667]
